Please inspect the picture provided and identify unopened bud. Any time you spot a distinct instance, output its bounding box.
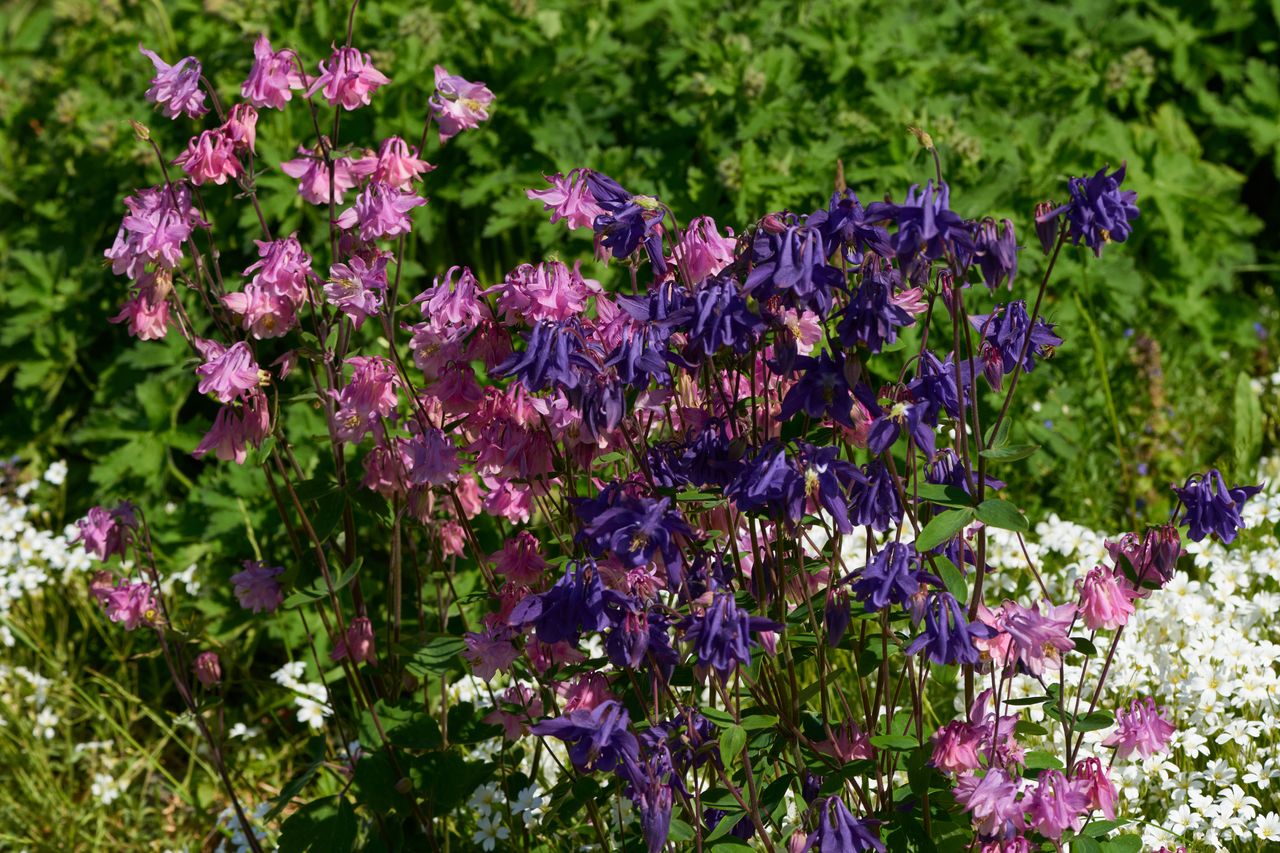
[129,119,151,142]
[908,125,934,151]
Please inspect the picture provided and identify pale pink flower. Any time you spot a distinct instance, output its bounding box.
[195,339,262,403]
[815,721,874,763]
[193,389,271,464]
[674,216,735,283]
[105,183,204,279]
[559,672,613,712]
[138,44,208,119]
[325,254,388,327]
[332,617,376,665]
[307,45,390,110]
[462,619,519,680]
[351,137,433,189]
[980,600,1076,677]
[483,684,543,739]
[280,145,361,205]
[526,169,603,230]
[111,272,171,340]
[100,578,158,630]
[221,285,299,339]
[244,233,314,302]
[932,719,985,775]
[952,769,1024,837]
[173,129,242,186]
[1072,757,1118,820]
[1077,565,1138,631]
[429,65,494,142]
[74,504,138,562]
[241,35,303,109]
[491,261,598,324]
[491,530,547,584]
[222,103,258,152]
[413,266,485,338]
[455,475,484,518]
[481,476,532,523]
[439,521,466,557]
[335,182,427,240]
[1025,770,1089,839]
[1102,696,1175,759]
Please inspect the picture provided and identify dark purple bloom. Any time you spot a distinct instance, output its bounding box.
[744,217,844,316]
[848,460,903,532]
[495,318,591,391]
[866,396,936,458]
[836,264,917,353]
[1171,469,1262,544]
[1105,523,1182,594]
[633,775,674,853]
[229,560,284,613]
[926,448,1004,497]
[778,351,859,429]
[684,274,766,359]
[587,172,667,275]
[906,590,993,666]
[575,372,626,441]
[606,609,679,676]
[797,442,862,534]
[648,421,743,489]
[1038,164,1139,257]
[508,560,621,645]
[800,798,885,853]
[815,188,893,262]
[725,443,805,523]
[825,590,852,648]
[907,351,963,423]
[866,181,973,276]
[531,699,641,776]
[577,489,693,572]
[680,592,782,678]
[849,542,923,613]
[1034,201,1060,254]
[969,301,1062,390]
[972,218,1019,290]
[606,325,670,387]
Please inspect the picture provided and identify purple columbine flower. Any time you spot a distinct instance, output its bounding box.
[906,590,993,666]
[230,560,284,613]
[684,274,766,359]
[744,216,844,316]
[496,318,591,392]
[508,560,622,646]
[1171,469,1262,543]
[814,188,893,262]
[866,181,973,276]
[531,699,641,776]
[777,351,858,429]
[849,542,923,613]
[969,300,1062,390]
[836,264,918,354]
[848,460,903,532]
[797,442,862,534]
[1104,523,1182,594]
[1038,164,1139,257]
[587,172,667,275]
[800,797,885,853]
[680,592,781,678]
[866,396,936,458]
[576,489,693,573]
[971,218,1019,290]
[138,44,208,119]
[605,325,670,387]
[726,443,805,523]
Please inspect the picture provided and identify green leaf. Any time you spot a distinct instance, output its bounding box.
[978,443,1040,463]
[1233,371,1262,477]
[935,557,968,601]
[277,796,358,852]
[739,713,779,731]
[1069,835,1103,853]
[985,418,1011,449]
[1022,751,1065,770]
[1074,711,1115,733]
[404,635,467,678]
[1082,819,1130,837]
[1073,636,1099,656]
[283,558,364,609]
[700,706,737,728]
[1099,835,1142,853]
[869,734,918,751]
[911,483,974,507]
[914,508,975,551]
[975,499,1029,532]
[1014,720,1049,737]
[719,724,746,766]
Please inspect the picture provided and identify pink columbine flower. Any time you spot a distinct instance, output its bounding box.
[429,65,494,142]
[440,521,466,557]
[230,560,284,613]
[414,266,485,337]
[1077,565,1138,631]
[980,599,1077,677]
[491,530,547,584]
[815,721,874,763]
[99,578,159,630]
[1072,757,1118,820]
[462,620,519,680]
[331,356,401,444]
[931,719,986,775]
[244,233,314,302]
[222,286,298,339]
[351,137,434,189]
[674,216,736,283]
[559,672,614,712]
[308,45,390,110]
[280,145,361,205]
[74,503,138,562]
[332,617,376,665]
[173,129,243,186]
[241,35,303,109]
[194,651,222,687]
[1102,696,1176,759]
[325,254,388,327]
[1025,770,1089,840]
[193,389,270,465]
[481,476,533,523]
[491,261,598,324]
[138,44,208,119]
[222,103,258,152]
[525,169,604,230]
[425,363,483,416]
[105,184,204,279]
[335,182,427,241]
[780,308,824,355]
[195,339,262,403]
[111,271,172,340]
[952,769,1024,837]
[483,684,544,739]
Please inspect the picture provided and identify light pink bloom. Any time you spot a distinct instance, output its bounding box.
[331,356,401,444]
[325,254,388,327]
[241,35,303,109]
[815,721,874,763]
[361,437,411,497]
[780,308,823,355]
[138,44,208,119]
[173,129,242,186]
[890,286,928,316]
[425,363,483,416]
[674,216,736,283]
[952,769,1024,837]
[1102,696,1175,759]
[491,261,598,324]
[280,145,361,205]
[429,65,494,142]
[332,617,376,664]
[222,285,298,339]
[222,103,258,152]
[351,137,433,189]
[307,45,390,110]
[74,504,138,562]
[1077,565,1138,631]
[455,475,484,518]
[230,560,283,613]
[526,169,604,230]
[492,530,546,584]
[979,599,1076,677]
[111,272,171,340]
[439,521,466,557]
[195,340,261,403]
[931,719,985,775]
[193,389,271,464]
[413,266,485,338]
[194,651,222,687]
[1025,770,1089,839]
[100,578,158,630]
[559,672,614,712]
[105,184,204,279]
[483,684,544,739]
[481,476,532,523]
[335,182,427,240]
[244,233,314,302]
[1072,757,1118,820]
[462,619,519,680]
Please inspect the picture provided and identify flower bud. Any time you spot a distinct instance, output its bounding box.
[194,651,222,687]
[1034,201,1059,255]
[129,119,151,142]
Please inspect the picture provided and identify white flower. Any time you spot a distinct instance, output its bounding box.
[1255,811,1280,841]
[511,784,549,827]
[43,460,67,486]
[90,772,122,805]
[468,782,503,816]
[294,696,331,730]
[471,814,510,851]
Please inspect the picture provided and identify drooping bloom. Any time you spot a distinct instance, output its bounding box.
[847,460,903,533]
[529,699,640,776]
[675,216,736,284]
[508,560,619,645]
[866,181,973,274]
[850,542,923,613]
[405,427,460,486]
[1072,757,1118,820]
[138,44,208,119]
[195,339,262,403]
[952,769,1024,837]
[307,45,390,110]
[931,719,986,775]
[1102,696,1175,759]
[463,620,520,680]
[222,103,258,152]
[95,576,159,631]
[429,65,495,142]
[335,182,428,240]
[1104,523,1182,595]
[495,318,589,392]
[241,34,303,109]
[280,145,361,205]
[680,592,782,678]
[1077,565,1138,631]
[587,172,668,274]
[194,651,222,687]
[173,129,243,186]
[111,274,172,341]
[972,218,1018,290]
[815,721,874,763]
[1025,770,1089,839]
[836,264,921,353]
[331,356,401,443]
[777,351,857,428]
[799,798,884,853]
[351,137,434,189]
[105,183,204,279]
[576,489,692,572]
[744,216,843,315]
[684,274,766,358]
[969,301,1062,390]
[982,600,1076,677]
[526,169,604,231]
[230,560,284,613]
[725,444,804,523]
[331,617,376,665]
[906,591,993,666]
[1171,469,1262,544]
[1038,164,1140,257]
[74,503,138,562]
[193,389,271,464]
[325,254,388,327]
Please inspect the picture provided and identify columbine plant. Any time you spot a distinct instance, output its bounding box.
[78,7,1263,852]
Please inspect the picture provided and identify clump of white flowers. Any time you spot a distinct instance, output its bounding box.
[269,660,332,730]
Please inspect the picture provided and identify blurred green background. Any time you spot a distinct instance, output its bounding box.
[1,0,1277,526]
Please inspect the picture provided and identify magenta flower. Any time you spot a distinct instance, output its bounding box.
[241,34,303,109]
[462,621,520,680]
[221,286,298,339]
[1072,757,1118,820]
[325,254,388,327]
[222,103,258,152]
[1077,565,1138,631]
[406,427,459,486]
[952,769,1024,837]
[526,169,604,230]
[1025,770,1089,840]
[280,145,361,205]
[483,684,543,740]
[244,234,315,302]
[335,182,427,240]
[413,265,486,337]
[105,184,205,279]
[100,578,159,631]
[193,389,271,464]
[674,216,736,284]
[429,65,494,142]
[173,129,243,186]
[74,503,138,562]
[559,672,614,712]
[351,137,434,189]
[931,719,985,775]
[481,476,533,523]
[194,651,222,687]
[307,45,390,110]
[982,599,1076,677]
[492,261,599,324]
[491,530,547,584]
[138,44,208,119]
[1102,696,1175,759]
[331,356,401,443]
[332,616,376,665]
[110,273,171,340]
[230,560,284,613]
[195,339,262,403]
